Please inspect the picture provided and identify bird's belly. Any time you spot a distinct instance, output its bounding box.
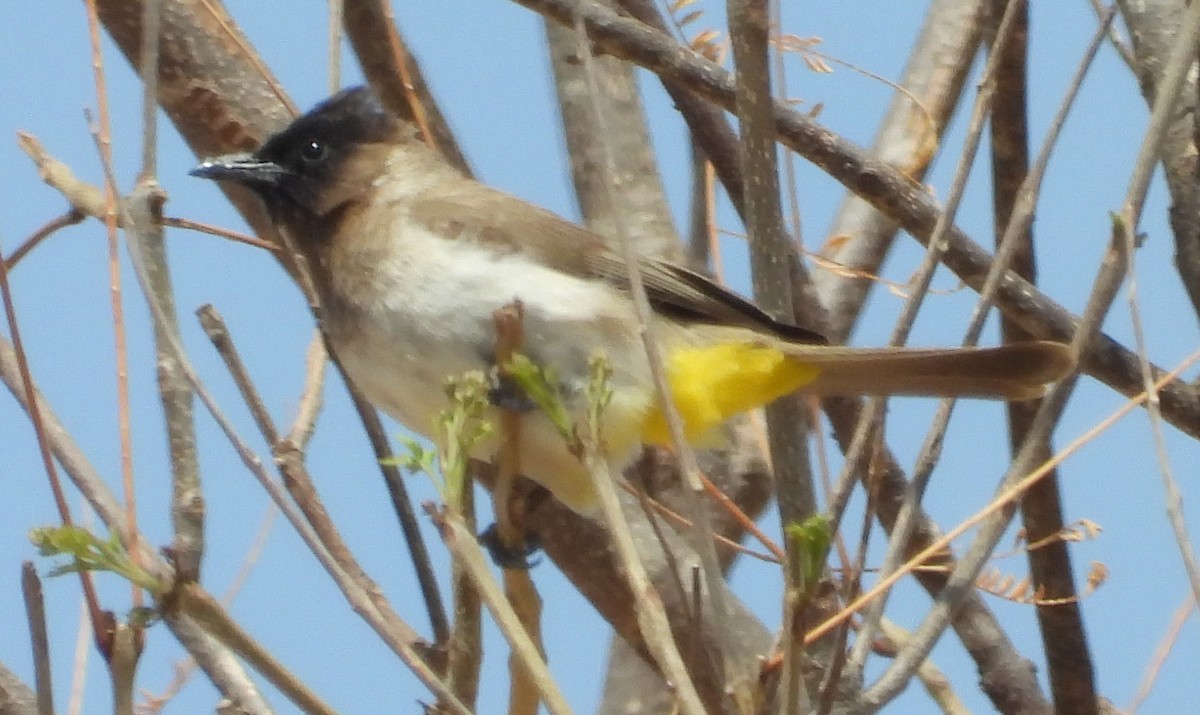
[335,326,648,515]
[326,251,657,514]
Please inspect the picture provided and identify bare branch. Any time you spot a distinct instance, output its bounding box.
[546,4,680,260]
[987,2,1101,711]
[1116,0,1200,325]
[20,563,53,715]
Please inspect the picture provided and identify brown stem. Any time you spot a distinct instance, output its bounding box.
[987,2,1097,712]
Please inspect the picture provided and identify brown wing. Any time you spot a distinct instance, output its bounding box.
[412,182,827,344]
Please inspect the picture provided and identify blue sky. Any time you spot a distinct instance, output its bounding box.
[2,2,1197,713]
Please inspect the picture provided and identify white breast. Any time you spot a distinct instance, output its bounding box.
[327,215,655,514]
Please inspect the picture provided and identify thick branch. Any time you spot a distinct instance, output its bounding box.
[986,2,1097,712]
[1116,0,1200,325]
[545,7,680,260]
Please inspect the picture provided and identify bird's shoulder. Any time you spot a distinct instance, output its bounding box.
[409,180,603,276]
[406,178,825,344]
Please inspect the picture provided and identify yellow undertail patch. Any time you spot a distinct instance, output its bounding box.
[640,343,821,446]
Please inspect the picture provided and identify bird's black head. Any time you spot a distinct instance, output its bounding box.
[191,86,399,220]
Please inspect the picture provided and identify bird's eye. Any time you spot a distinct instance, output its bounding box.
[299,139,328,164]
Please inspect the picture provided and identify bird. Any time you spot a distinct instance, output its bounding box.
[192,86,1075,515]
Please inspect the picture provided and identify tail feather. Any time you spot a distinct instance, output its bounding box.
[779,340,1075,400]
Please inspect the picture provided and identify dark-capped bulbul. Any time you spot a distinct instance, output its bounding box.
[191,87,1075,515]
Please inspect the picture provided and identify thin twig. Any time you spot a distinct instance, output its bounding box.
[3,210,85,270]
[686,141,714,268]
[18,131,108,217]
[698,478,786,562]
[287,331,326,448]
[139,0,160,176]
[164,217,278,251]
[68,597,90,715]
[875,619,969,715]
[131,0,206,582]
[1128,592,1196,712]
[197,305,280,444]
[21,562,53,715]
[443,433,482,713]
[14,136,277,264]
[492,303,541,715]
[431,508,573,715]
[1090,0,1137,70]
[609,480,780,562]
[336,367,452,644]
[0,241,106,647]
[83,0,141,621]
[570,11,721,713]
[157,613,270,714]
[851,0,1109,682]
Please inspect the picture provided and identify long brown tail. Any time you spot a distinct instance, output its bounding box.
[779,340,1075,400]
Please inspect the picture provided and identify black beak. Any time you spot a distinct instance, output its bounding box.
[190,153,285,187]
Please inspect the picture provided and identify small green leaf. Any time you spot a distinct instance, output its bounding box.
[385,436,437,477]
[585,354,613,443]
[785,514,832,592]
[505,354,573,440]
[30,525,162,593]
[437,371,493,509]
